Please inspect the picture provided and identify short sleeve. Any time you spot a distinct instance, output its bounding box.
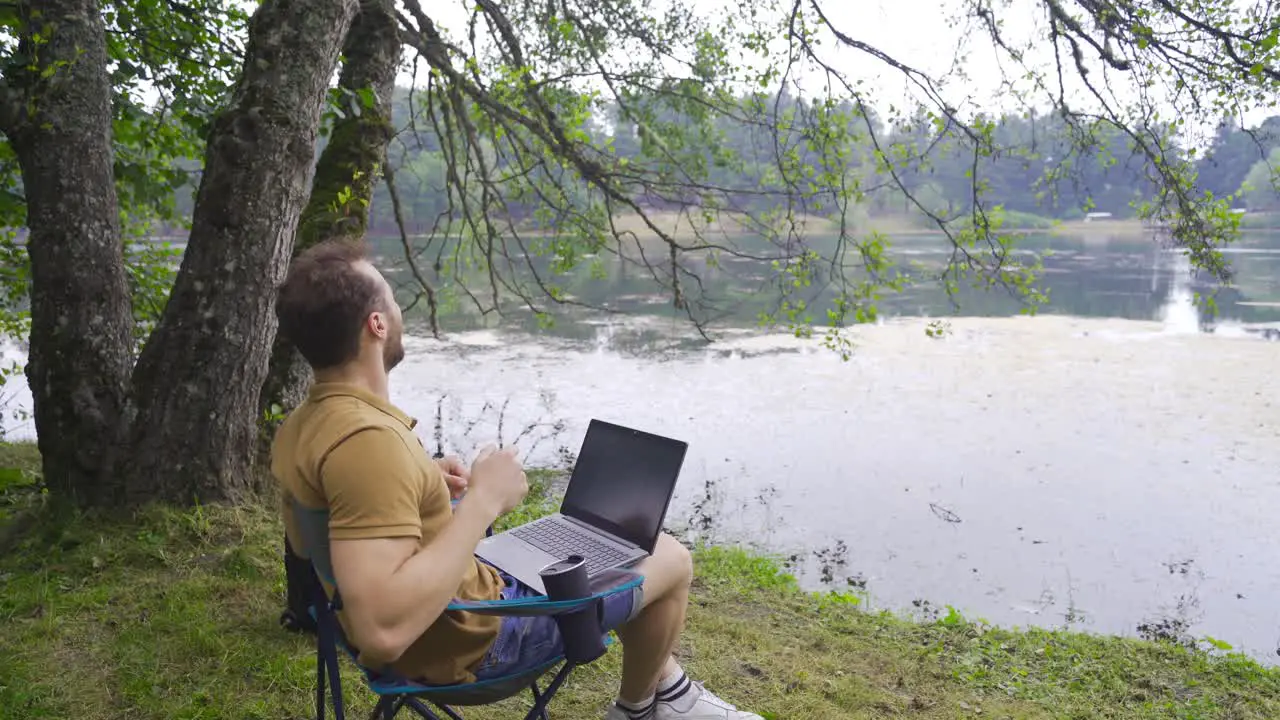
[321,426,424,541]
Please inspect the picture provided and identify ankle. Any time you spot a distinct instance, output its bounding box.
[656,667,694,705]
[614,694,657,719]
[657,659,683,686]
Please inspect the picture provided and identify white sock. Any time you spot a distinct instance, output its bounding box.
[656,668,696,710]
[615,694,656,719]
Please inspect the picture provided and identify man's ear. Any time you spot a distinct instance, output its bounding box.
[367,311,388,339]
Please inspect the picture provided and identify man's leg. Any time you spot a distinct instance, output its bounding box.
[615,533,693,702]
[609,534,761,720]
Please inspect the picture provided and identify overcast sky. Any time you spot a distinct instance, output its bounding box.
[398,0,1276,145]
[402,0,1043,112]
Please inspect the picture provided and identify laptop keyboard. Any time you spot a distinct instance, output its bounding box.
[512,519,632,575]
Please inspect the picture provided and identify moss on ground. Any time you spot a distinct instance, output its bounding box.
[1,449,1278,719]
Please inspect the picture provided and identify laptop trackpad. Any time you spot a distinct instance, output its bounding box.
[476,533,557,579]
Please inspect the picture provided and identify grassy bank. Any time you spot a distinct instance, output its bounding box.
[2,447,1279,718]
[863,212,1159,239]
[555,209,1149,240]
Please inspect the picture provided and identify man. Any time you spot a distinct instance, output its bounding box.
[270,239,762,720]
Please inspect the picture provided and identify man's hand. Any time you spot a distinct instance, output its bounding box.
[467,445,528,515]
[435,454,469,498]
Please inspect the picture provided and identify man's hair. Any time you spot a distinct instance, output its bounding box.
[276,239,386,370]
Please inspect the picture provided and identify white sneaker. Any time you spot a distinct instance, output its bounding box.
[655,679,763,720]
[604,704,643,720]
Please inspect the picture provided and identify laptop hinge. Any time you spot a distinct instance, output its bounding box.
[561,514,642,551]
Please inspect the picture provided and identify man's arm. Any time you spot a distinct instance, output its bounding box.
[322,431,526,665]
[330,494,501,665]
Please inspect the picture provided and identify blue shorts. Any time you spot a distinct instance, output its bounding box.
[472,569,643,681]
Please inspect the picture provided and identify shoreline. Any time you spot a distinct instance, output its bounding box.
[25,212,1280,248]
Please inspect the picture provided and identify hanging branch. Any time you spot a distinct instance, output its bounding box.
[373,0,1274,349]
[383,160,442,338]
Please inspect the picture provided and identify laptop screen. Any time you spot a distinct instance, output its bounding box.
[560,419,689,554]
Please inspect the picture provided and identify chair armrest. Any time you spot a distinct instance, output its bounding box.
[445,568,643,617]
[448,567,641,665]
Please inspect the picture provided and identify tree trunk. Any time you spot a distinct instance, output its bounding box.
[4,0,135,504]
[122,0,359,505]
[258,0,401,445]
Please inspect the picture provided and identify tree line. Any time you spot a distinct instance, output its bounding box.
[162,92,1280,237]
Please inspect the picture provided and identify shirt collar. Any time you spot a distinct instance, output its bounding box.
[307,381,417,429]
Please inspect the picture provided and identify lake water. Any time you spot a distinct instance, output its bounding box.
[5,229,1280,661]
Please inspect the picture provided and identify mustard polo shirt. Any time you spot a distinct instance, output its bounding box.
[272,381,504,685]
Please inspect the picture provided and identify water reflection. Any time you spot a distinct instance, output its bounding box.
[374,231,1280,346]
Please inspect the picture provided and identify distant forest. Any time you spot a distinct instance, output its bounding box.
[163,87,1280,237]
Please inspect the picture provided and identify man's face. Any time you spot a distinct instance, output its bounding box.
[378,272,405,373]
[355,260,406,373]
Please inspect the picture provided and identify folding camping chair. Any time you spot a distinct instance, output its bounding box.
[289,501,643,720]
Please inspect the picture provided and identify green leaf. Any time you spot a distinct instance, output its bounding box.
[1204,636,1233,652]
[0,6,20,29]
[0,466,27,492]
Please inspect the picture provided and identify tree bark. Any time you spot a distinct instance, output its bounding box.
[258,0,401,444]
[122,0,359,504]
[4,0,135,504]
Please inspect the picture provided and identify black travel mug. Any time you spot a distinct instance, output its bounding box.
[539,555,606,664]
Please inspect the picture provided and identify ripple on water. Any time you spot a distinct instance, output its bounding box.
[391,314,1280,661]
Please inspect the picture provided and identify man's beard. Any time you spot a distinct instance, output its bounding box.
[383,329,405,372]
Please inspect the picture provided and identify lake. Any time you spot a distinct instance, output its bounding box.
[5,228,1280,660]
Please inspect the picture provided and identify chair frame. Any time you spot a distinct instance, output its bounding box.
[311,574,602,720]
[289,477,640,720]
[302,538,639,720]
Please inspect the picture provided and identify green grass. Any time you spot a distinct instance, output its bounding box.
[991,209,1061,231]
[0,441,41,494]
[0,441,43,531]
[2,450,1280,719]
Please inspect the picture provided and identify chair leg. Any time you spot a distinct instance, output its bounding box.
[323,645,346,720]
[366,696,400,720]
[316,648,327,720]
[317,615,347,720]
[523,663,575,720]
[404,696,458,720]
[528,682,548,720]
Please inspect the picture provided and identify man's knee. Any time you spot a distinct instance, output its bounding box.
[647,533,693,593]
[659,533,694,587]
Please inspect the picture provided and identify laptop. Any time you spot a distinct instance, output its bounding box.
[474,419,689,595]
